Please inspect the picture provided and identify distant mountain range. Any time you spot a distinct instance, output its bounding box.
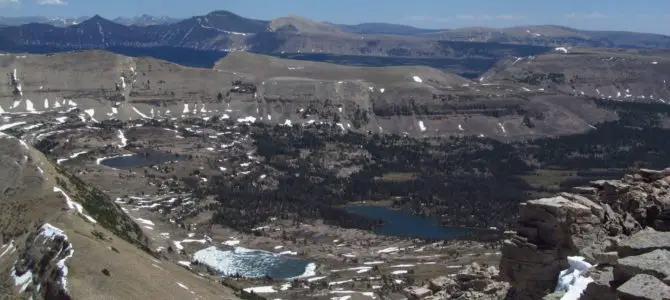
[0,15,181,27]
[1,10,670,59]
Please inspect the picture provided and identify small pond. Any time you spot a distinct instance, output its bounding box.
[99,152,183,169]
[345,205,471,239]
[193,246,315,280]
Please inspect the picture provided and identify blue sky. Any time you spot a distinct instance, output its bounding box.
[2,0,670,34]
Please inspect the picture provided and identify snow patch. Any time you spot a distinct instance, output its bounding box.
[117,130,127,148]
[11,266,32,293]
[0,121,27,131]
[132,106,150,119]
[53,186,97,223]
[176,282,189,290]
[554,256,594,300]
[418,121,426,132]
[377,247,400,254]
[237,116,257,123]
[243,286,276,293]
[412,76,423,83]
[222,239,240,246]
[498,122,507,134]
[135,218,155,226]
[555,47,569,54]
[25,99,36,112]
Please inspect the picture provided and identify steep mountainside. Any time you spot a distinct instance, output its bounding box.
[0,50,629,140]
[336,22,442,35]
[113,15,182,26]
[483,48,670,103]
[426,25,670,48]
[0,132,239,299]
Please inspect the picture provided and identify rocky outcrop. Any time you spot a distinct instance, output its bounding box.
[420,263,510,300]
[616,274,670,300]
[11,223,74,299]
[500,168,670,300]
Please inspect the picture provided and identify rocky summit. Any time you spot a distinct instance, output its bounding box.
[500,168,670,300]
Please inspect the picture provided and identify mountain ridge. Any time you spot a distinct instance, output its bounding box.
[2,11,670,54]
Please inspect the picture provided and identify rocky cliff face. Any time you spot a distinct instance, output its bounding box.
[483,49,670,104]
[1,50,618,140]
[500,168,670,299]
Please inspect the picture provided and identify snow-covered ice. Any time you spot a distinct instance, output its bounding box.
[193,246,315,280]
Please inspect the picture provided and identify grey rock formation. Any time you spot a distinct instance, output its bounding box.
[404,286,433,299]
[500,168,670,300]
[581,266,617,300]
[616,274,670,300]
[421,263,509,300]
[616,250,670,285]
[499,195,605,299]
[618,229,670,257]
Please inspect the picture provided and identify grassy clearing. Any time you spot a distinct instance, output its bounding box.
[375,172,418,182]
[519,168,626,192]
[519,169,576,190]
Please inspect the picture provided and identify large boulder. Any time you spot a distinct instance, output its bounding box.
[427,263,509,300]
[617,229,670,257]
[581,266,617,300]
[616,274,670,300]
[501,167,670,300]
[500,195,604,300]
[615,250,670,285]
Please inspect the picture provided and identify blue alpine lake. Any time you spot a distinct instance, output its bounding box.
[99,153,183,169]
[345,204,470,239]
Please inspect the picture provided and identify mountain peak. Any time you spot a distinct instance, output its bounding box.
[206,10,241,18]
[269,15,343,34]
[89,14,106,21]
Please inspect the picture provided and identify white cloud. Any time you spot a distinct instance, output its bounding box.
[564,12,609,20]
[37,0,66,4]
[0,0,20,4]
